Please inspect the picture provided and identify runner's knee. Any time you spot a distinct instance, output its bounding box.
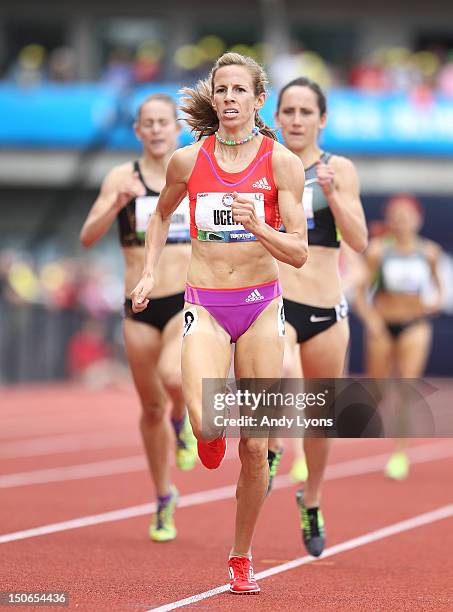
[239,438,268,468]
[140,400,166,426]
[159,366,183,398]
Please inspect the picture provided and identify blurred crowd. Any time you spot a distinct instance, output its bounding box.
[270,43,453,98]
[3,37,453,97]
[0,250,127,385]
[0,249,121,316]
[348,47,453,98]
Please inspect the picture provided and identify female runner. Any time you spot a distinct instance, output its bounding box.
[356,194,443,479]
[132,53,308,593]
[80,94,196,542]
[268,77,367,558]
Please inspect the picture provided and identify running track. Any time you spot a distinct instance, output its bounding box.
[1,384,453,611]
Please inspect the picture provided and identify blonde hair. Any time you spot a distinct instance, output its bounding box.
[180,53,276,140]
[135,93,177,121]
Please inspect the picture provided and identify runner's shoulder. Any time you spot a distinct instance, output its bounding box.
[272,142,304,182]
[102,161,135,191]
[169,141,204,181]
[366,237,386,260]
[421,238,442,262]
[329,155,357,177]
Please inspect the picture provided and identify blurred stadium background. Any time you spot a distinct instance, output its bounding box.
[1,0,452,384]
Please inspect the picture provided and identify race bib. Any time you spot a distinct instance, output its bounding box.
[277,301,285,336]
[135,195,190,242]
[195,192,265,242]
[135,196,158,239]
[335,296,349,321]
[303,187,315,230]
[168,196,190,243]
[383,259,430,294]
[183,307,198,337]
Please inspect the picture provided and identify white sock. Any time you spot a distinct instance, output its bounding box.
[229,551,252,560]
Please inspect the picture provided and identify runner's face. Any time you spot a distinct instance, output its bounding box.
[386,199,422,236]
[276,86,326,152]
[212,65,264,132]
[135,100,179,158]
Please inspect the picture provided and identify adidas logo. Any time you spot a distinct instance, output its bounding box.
[245,289,264,302]
[252,177,271,190]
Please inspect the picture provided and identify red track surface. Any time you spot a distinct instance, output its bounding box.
[1,384,453,611]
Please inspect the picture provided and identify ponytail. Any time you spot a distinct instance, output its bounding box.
[255,111,277,140]
[179,79,219,140]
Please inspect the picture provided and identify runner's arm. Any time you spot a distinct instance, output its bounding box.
[324,157,368,253]
[232,149,308,268]
[141,152,187,276]
[80,165,145,247]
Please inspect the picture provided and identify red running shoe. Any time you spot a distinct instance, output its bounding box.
[228,556,260,594]
[197,435,226,469]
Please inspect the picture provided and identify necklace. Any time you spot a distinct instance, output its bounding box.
[215,126,259,146]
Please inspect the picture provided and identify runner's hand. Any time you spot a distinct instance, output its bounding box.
[131,273,155,313]
[316,161,335,198]
[116,172,146,210]
[231,192,262,233]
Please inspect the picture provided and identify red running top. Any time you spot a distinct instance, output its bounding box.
[187,134,280,243]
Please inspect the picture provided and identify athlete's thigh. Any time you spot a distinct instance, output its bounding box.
[157,310,184,382]
[283,322,302,378]
[123,318,165,403]
[395,321,432,377]
[181,304,233,426]
[234,297,285,379]
[365,329,394,378]
[300,318,350,378]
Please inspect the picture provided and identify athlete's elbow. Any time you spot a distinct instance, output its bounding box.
[359,237,369,253]
[353,234,368,253]
[295,251,308,269]
[291,243,308,269]
[345,228,368,253]
[79,229,94,248]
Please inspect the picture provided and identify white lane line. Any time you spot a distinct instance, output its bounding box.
[148,503,453,611]
[0,432,142,459]
[1,441,452,544]
[325,439,453,479]
[1,439,452,489]
[1,431,237,461]
[0,484,236,545]
[0,456,147,488]
[0,441,237,489]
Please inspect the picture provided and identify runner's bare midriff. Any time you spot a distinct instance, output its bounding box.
[123,244,190,298]
[373,292,427,323]
[279,246,341,306]
[187,239,279,288]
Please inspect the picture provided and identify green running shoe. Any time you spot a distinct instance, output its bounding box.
[385,451,409,481]
[289,457,308,483]
[296,489,325,557]
[267,448,283,495]
[175,415,197,471]
[149,485,178,542]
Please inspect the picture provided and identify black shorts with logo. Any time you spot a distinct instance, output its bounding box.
[124,292,185,331]
[283,297,349,344]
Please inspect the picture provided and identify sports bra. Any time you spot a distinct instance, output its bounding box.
[375,239,432,295]
[187,135,281,243]
[117,160,190,246]
[303,152,340,248]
